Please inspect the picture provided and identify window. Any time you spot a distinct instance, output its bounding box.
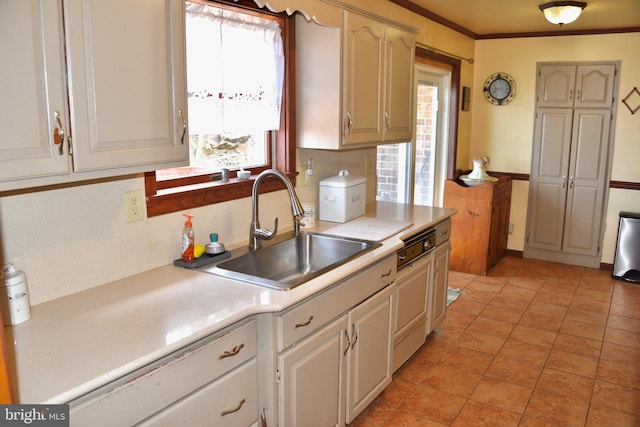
[145,0,296,217]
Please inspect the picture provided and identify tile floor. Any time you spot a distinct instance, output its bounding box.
[352,256,640,427]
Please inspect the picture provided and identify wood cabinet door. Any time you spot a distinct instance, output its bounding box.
[537,65,576,108]
[562,109,611,256]
[383,26,414,143]
[343,11,384,146]
[0,0,70,187]
[64,0,188,173]
[574,65,616,108]
[527,108,573,251]
[278,315,348,427]
[346,285,393,423]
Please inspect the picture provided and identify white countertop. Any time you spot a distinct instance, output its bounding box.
[6,202,455,404]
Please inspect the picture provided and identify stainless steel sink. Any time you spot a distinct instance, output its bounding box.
[204,232,381,291]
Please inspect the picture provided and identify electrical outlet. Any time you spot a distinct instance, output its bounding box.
[297,165,311,187]
[508,223,515,234]
[125,190,144,223]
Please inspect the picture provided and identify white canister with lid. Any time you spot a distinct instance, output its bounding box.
[1,264,32,325]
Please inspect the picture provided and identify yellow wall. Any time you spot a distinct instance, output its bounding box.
[471,33,640,260]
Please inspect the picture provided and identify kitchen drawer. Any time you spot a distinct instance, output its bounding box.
[70,319,257,427]
[435,218,451,246]
[139,359,258,427]
[277,256,396,351]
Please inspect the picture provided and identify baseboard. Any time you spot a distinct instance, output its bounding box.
[506,249,612,271]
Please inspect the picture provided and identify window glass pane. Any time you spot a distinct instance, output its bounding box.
[158,3,282,178]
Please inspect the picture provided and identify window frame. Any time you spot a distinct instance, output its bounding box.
[145,0,296,217]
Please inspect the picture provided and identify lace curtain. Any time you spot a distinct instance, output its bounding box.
[185,2,284,134]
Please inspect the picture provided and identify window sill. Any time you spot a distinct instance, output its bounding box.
[146,172,298,217]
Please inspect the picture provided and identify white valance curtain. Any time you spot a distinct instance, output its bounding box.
[185,2,284,134]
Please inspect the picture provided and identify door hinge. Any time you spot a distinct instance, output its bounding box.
[275,368,281,384]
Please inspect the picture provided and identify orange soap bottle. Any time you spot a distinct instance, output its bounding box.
[181,213,195,262]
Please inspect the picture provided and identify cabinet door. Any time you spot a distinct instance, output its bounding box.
[527,108,573,251]
[64,0,188,173]
[537,65,576,108]
[574,65,616,108]
[278,315,348,427]
[383,27,414,143]
[430,242,450,332]
[343,11,384,146]
[0,0,70,187]
[536,65,576,107]
[562,109,611,256]
[346,285,393,423]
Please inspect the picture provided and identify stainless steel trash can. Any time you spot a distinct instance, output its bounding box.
[612,211,640,283]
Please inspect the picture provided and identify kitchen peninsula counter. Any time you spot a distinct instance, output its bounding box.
[6,202,455,405]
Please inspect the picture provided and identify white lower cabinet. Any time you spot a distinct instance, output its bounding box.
[429,242,451,333]
[69,320,257,427]
[140,359,258,426]
[276,256,396,427]
[278,315,348,427]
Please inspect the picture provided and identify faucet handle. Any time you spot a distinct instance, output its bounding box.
[255,217,278,241]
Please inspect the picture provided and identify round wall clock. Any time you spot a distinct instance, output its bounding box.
[483,72,516,106]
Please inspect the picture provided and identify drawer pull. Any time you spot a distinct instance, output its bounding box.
[380,269,392,278]
[439,229,448,236]
[294,316,314,329]
[219,343,244,360]
[221,398,246,417]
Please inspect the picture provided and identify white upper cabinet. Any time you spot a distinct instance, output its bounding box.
[0,0,188,191]
[537,64,616,108]
[296,10,415,150]
[0,1,70,185]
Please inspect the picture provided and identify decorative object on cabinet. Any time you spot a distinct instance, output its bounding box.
[444,176,512,275]
[539,1,587,26]
[622,86,640,114]
[483,72,516,106]
[460,156,498,186]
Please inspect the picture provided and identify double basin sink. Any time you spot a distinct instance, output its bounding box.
[199,232,381,291]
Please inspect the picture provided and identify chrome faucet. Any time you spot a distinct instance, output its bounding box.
[249,169,305,250]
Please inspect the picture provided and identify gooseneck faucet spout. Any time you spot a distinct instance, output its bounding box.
[249,169,305,250]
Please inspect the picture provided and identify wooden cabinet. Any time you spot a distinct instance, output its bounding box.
[526,62,618,268]
[69,320,257,427]
[0,0,188,191]
[295,11,414,150]
[277,256,396,426]
[444,177,512,275]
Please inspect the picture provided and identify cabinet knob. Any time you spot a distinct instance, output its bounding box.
[178,109,187,144]
[53,111,65,155]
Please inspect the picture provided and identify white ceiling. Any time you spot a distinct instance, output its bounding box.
[402,0,640,37]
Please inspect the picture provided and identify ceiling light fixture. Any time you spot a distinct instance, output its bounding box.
[539,1,587,25]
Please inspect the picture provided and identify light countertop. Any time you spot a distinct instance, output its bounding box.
[5,202,455,404]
